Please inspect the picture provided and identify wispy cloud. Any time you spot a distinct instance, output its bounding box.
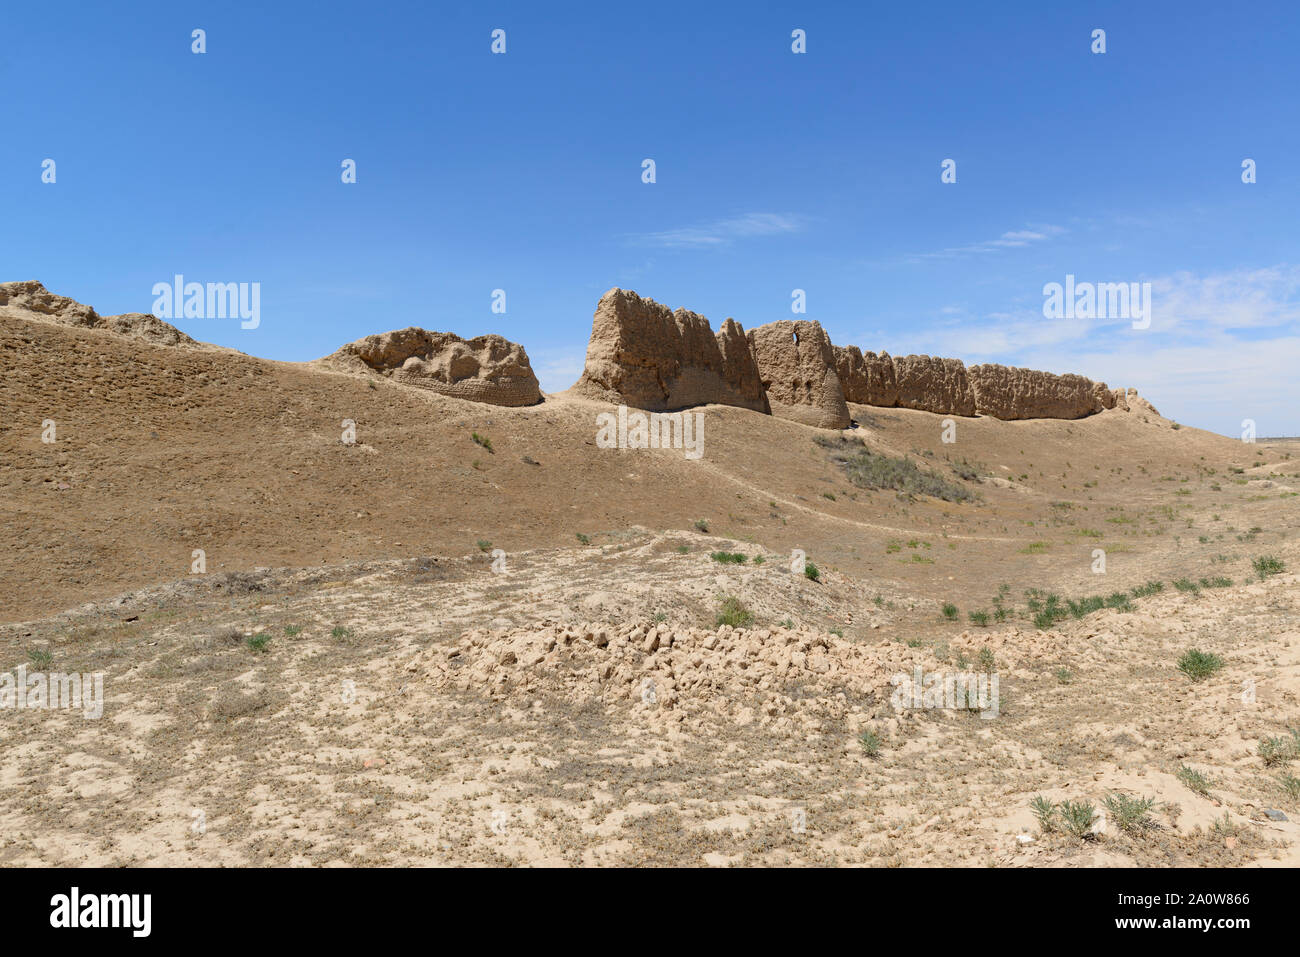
[632,213,804,249]
[906,224,1066,262]
[876,264,1300,433]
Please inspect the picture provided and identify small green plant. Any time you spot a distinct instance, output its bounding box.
[1054,667,1073,684]
[803,562,820,582]
[283,624,302,637]
[968,610,989,627]
[1030,795,1057,833]
[1104,592,1133,611]
[246,632,272,653]
[977,647,996,672]
[829,627,844,638]
[471,431,493,452]
[1209,813,1241,838]
[693,519,710,533]
[941,602,958,621]
[1131,580,1164,598]
[752,555,765,565]
[1058,799,1099,839]
[1172,577,1200,593]
[1176,764,1213,796]
[858,728,882,757]
[28,647,52,668]
[779,618,794,629]
[675,545,689,554]
[1177,648,1223,681]
[1277,771,1300,802]
[330,625,354,640]
[1259,730,1300,766]
[715,595,753,628]
[476,539,493,552]
[710,551,747,564]
[1253,555,1285,578]
[575,532,590,545]
[1103,793,1157,832]
[814,435,979,503]
[652,611,667,623]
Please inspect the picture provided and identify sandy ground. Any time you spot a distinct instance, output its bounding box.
[1,311,1298,866]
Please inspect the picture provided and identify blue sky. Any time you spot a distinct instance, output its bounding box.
[5,1,1299,435]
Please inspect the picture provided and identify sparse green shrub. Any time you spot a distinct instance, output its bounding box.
[476,539,493,552]
[1277,771,1300,802]
[1253,555,1285,578]
[1259,730,1300,766]
[1030,795,1057,833]
[968,610,989,627]
[283,625,302,637]
[803,562,820,582]
[1131,580,1163,598]
[471,431,493,452]
[1176,764,1213,796]
[330,625,354,640]
[858,728,882,757]
[28,648,52,668]
[1177,649,1223,680]
[715,595,752,628]
[1103,793,1157,832]
[576,532,590,545]
[246,632,271,653]
[1054,667,1072,684]
[977,647,996,672]
[710,551,747,564]
[693,519,710,533]
[1058,800,1099,839]
[941,602,958,621]
[813,435,980,503]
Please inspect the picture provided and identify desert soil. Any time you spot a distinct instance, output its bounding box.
[1,311,1297,866]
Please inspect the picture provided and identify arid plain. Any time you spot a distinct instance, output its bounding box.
[1,281,1297,866]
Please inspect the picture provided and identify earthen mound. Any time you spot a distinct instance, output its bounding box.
[0,280,197,348]
[325,327,541,406]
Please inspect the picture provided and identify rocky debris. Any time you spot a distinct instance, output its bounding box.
[746,320,851,429]
[1126,390,1160,417]
[325,327,541,406]
[892,354,977,416]
[414,619,899,732]
[968,363,1105,420]
[572,288,769,413]
[834,345,899,407]
[0,280,198,347]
